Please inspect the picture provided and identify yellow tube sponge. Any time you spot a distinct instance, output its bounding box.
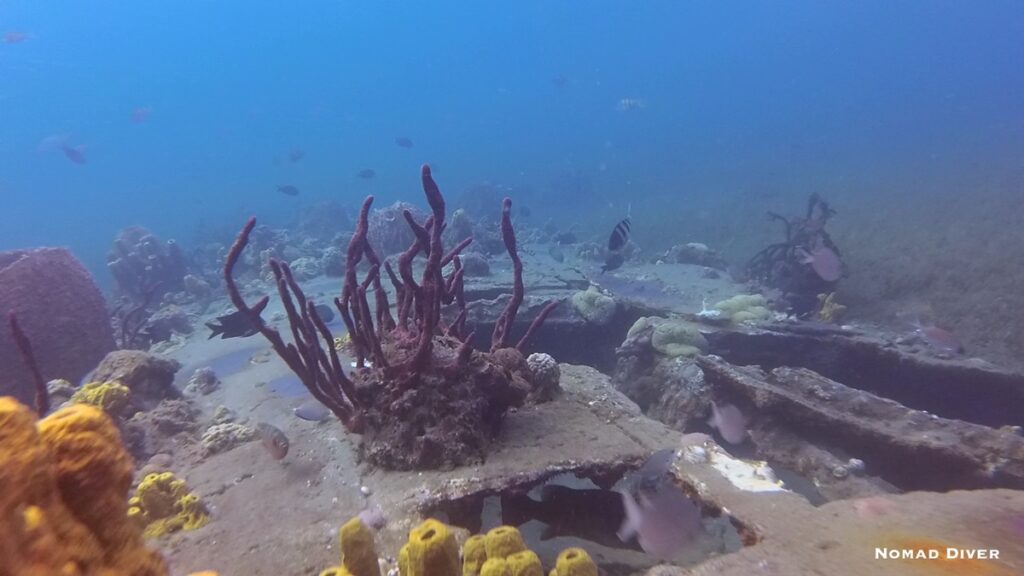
[481,558,511,576]
[0,398,167,575]
[506,550,543,576]
[550,548,597,576]
[484,525,527,560]
[69,380,132,417]
[462,534,487,576]
[339,517,380,576]
[401,519,460,576]
[320,567,355,576]
[130,471,209,538]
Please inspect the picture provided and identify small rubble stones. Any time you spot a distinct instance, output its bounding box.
[201,422,257,456]
[186,367,220,396]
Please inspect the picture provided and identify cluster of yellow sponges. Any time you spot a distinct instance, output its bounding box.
[129,471,210,538]
[0,397,167,575]
[319,518,597,576]
[70,380,132,417]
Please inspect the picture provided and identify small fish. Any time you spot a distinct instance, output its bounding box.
[130,106,152,123]
[708,401,748,445]
[798,246,841,282]
[313,303,335,323]
[287,148,305,163]
[915,323,964,355]
[206,300,266,339]
[617,98,645,112]
[256,422,290,460]
[356,168,376,179]
[607,217,631,251]
[633,448,676,493]
[277,184,300,197]
[2,31,29,44]
[617,485,701,559]
[394,137,414,149]
[293,400,331,422]
[59,144,87,165]
[548,245,565,263]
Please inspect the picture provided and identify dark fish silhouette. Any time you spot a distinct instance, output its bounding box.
[357,168,376,179]
[313,303,335,323]
[548,245,565,263]
[608,217,631,251]
[277,184,300,197]
[60,144,87,165]
[287,148,305,163]
[130,107,152,123]
[601,252,625,273]
[394,137,414,149]
[2,31,29,44]
[256,422,289,460]
[206,299,267,339]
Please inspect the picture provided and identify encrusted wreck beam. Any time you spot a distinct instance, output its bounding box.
[698,355,1024,491]
[704,324,1024,428]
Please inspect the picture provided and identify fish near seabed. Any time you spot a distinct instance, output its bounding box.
[914,321,964,355]
[601,252,625,273]
[617,485,701,559]
[256,423,290,460]
[206,298,268,339]
[708,401,748,445]
[798,246,841,282]
[608,216,632,251]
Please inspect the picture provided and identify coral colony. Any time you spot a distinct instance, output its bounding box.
[225,164,558,469]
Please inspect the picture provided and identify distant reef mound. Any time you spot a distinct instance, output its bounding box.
[1,247,115,403]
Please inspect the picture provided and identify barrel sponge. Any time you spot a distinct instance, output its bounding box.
[462,534,487,576]
[484,525,527,560]
[550,548,597,576]
[506,550,543,576]
[401,519,460,576]
[70,381,132,417]
[0,398,168,576]
[339,516,380,576]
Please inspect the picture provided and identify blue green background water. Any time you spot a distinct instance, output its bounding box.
[2,2,1022,288]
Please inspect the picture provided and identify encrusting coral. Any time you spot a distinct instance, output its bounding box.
[128,471,209,538]
[712,294,771,324]
[816,292,847,323]
[627,316,708,358]
[70,380,133,417]
[0,397,167,576]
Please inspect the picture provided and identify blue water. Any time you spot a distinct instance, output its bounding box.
[2,2,1022,288]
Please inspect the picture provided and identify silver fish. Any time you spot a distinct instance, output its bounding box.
[708,401,748,445]
[617,485,701,559]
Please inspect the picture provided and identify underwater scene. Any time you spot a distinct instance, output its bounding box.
[2,2,1023,575]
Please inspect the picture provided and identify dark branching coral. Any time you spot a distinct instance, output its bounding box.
[225,165,558,470]
[745,193,845,315]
